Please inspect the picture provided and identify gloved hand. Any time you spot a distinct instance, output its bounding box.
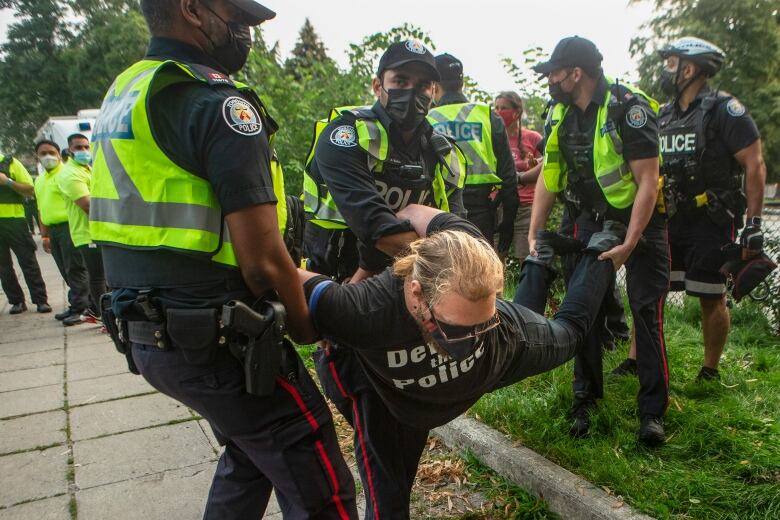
[740,223,763,258]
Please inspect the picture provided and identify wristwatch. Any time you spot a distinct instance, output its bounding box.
[747,216,762,228]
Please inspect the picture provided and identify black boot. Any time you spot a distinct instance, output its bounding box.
[639,415,665,446]
[569,398,596,438]
[610,358,638,377]
[696,366,720,381]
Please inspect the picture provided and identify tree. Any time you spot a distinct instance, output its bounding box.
[630,0,780,181]
[284,18,333,78]
[0,0,148,156]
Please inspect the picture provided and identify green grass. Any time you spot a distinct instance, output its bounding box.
[471,297,780,519]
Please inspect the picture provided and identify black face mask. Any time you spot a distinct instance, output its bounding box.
[199,3,251,75]
[382,86,431,131]
[660,68,679,96]
[548,71,574,105]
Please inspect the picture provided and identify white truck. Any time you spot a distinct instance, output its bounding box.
[35,109,100,151]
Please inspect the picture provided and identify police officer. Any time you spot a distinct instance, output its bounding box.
[526,36,670,445]
[303,39,465,518]
[33,140,90,323]
[303,39,465,282]
[0,152,50,314]
[614,37,767,381]
[428,53,519,254]
[89,1,356,518]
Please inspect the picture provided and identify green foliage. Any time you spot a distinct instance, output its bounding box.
[472,297,780,519]
[284,17,334,79]
[629,0,780,182]
[0,0,148,155]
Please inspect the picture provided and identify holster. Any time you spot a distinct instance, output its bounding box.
[222,300,287,397]
[99,293,139,375]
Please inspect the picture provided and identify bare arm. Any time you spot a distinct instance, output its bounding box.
[518,162,542,187]
[226,204,316,344]
[75,195,90,215]
[0,173,34,197]
[734,139,766,218]
[375,231,420,257]
[599,157,659,270]
[527,172,557,255]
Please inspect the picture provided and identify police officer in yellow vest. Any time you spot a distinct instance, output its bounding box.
[428,53,519,254]
[303,40,465,283]
[527,37,670,446]
[0,152,50,314]
[89,1,356,518]
[305,39,464,519]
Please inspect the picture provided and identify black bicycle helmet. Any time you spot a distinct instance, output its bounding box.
[659,37,725,77]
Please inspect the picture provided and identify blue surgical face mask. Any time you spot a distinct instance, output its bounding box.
[73,150,92,166]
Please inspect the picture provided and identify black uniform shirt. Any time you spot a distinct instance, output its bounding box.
[434,92,517,195]
[310,101,464,271]
[304,214,531,429]
[658,86,760,165]
[558,75,660,221]
[108,37,278,315]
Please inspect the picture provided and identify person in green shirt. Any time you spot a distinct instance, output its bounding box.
[0,152,50,314]
[57,133,106,319]
[33,140,90,324]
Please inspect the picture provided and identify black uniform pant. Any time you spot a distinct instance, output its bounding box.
[559,206,629,340]
[77,245,107,316]
[316,252,616,520]
[0,218,47,305]
[131,342,357,520]
[569,212,670,417]
[24,199,40,234]
[48,223,89,313]
[462,185,495,241]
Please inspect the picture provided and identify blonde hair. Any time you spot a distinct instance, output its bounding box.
[393,230,504,305]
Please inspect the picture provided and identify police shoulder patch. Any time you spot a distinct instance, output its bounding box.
[222,96,262,136]
[329,125,358,147]
[726,98,746,117]
[626,105,648,129]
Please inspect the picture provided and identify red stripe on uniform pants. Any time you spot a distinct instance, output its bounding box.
[276,376,351,520]
[328,361,382,520]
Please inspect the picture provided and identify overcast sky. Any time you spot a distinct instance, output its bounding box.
[1,0,659,94]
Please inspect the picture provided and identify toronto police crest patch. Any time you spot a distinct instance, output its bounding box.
[625,105,648,129]
[330,125,358,147]
[726,98,746,117]
[222,96,262,136]
[405,39,427,55]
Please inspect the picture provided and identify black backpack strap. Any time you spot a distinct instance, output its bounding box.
[0,155,12,175]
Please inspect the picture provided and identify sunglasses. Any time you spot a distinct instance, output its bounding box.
[426,303,501,342]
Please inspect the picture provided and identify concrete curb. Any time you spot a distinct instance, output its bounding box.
[433,416,655,520]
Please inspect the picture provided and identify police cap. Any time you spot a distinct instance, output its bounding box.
[434,54,464,82]
[533,36,603,77]
[377,40,440,81]
[228,0,275,25]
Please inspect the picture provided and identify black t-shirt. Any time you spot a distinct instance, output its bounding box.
[304,213,528,429]
[309,102,465,272]
[108,37,278,314]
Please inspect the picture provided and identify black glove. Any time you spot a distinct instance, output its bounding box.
[740,223,763,252]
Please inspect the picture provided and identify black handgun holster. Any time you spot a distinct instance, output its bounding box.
[100,293,139,375]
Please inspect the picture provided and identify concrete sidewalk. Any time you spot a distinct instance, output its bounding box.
[0,242,313,519]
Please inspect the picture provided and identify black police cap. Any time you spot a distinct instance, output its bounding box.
[228,0,275,25]
[533,36,603,76]
[376,40,440,81]
[435,53,464,82]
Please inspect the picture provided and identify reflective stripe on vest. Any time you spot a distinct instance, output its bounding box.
[542,78,659,209]
[428,103,500,186]
[302,107,463,229]
[90,60,286,267]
